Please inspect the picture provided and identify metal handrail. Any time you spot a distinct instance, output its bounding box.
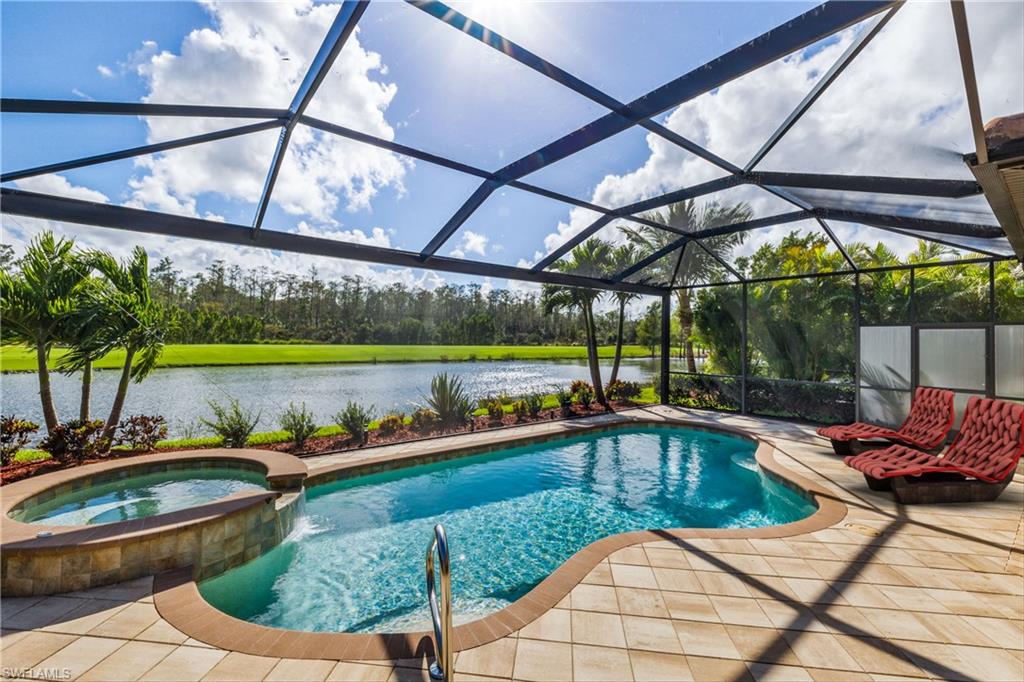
[425,524,452,681]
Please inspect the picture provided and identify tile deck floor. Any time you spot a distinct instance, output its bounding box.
[2,406,1022,681]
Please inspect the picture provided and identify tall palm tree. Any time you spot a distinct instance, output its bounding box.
[64,247,166,440]
[621,199,752,372]
[57,276,117,421]
[608,243,639,386]
[542,239,612,406]
[0,233,90,432]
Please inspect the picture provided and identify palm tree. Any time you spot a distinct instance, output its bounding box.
[63,247,166,440]
[542,238,612,406]
[57,276,117,421]
[621,199,752,373]
[0,233,90,432]
[608,244,639,386]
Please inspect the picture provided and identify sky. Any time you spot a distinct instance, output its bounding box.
[1,0,1021,295]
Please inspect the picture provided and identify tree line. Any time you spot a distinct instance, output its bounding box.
[147,258,646,346]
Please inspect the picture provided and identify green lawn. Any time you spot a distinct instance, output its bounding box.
[0,344,655,372]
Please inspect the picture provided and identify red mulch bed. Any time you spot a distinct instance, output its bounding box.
[1,448,147,486]
[1,401,639,484]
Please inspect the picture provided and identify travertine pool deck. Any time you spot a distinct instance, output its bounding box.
[3,406,1022,681]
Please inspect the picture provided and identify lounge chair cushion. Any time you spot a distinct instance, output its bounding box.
[818,387,953,449]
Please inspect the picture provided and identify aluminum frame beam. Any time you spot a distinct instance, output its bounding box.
[418,0,894,259]
[1,98,289,119]
[745,4,902,171]
[1,120,284,183]
[0,188,665,297]
[251,0,369,237]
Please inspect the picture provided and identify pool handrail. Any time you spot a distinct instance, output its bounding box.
[425,523,452,681]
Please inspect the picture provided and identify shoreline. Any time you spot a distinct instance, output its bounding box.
[0,344,659,374]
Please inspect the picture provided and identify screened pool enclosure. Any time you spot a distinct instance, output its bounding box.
[2,0,1022,427]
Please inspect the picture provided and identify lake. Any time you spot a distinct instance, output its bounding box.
[1,358,658,437]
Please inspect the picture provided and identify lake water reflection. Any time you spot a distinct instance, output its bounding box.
[1,358,657,437]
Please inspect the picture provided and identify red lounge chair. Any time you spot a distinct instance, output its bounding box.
[844,397,1024,503]
[817,387,954,456]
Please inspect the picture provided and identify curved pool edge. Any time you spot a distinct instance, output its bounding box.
[1,449,308,596]
[152,417,848,661]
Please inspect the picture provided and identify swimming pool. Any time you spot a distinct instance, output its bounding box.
[200,425,815,633]
[12,467,268,526]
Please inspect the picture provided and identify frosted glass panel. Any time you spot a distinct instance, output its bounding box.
[995,325,1024,398]
[952,392,977,431]
[919,329,986,391]
[859,388,911,428]
[860,327,911,389]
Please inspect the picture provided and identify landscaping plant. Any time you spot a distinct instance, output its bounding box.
[426,373,472,432]
[556,389,574,417]
[606,380,642,401]
[40,419,109,464]
[525,393,545,417]
[335,401,374,444]
[574,383,594,409]
[114,415,168,451]
[512,400,529,422]
[201,399,260,448]
[377,413,406,436]
[485,399,504,424]
[410,408,439,433]
[1,416,40,466]
[279,402,318,450]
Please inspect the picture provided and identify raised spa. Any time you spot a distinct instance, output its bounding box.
[200,425,814,633]
[12,467,268,526]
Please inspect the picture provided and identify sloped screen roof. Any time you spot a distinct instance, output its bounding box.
[1,0,1018,294]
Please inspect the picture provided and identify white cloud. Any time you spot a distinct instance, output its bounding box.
[449,229,489,259]
[535,1,1023,264]
[96,64,114,78]
[126,0,406,223]
[15,175,110,204]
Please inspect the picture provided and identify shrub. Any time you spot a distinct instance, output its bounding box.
[525,393,544,417]
[574,383,594,408]
[410,407,439,433]
[279,402,318,450]
[378,413,406,436]
[334,401,374,444]
[201,399,260,448]
[114,415,168,452]
[569,380,591,395]
[1,416,40,466]
[40,419,108,464]
[512,400,529,422]
[485,399,504,423]
[555,389,574,417]
[426,373,472,432]
[606,380,642,401]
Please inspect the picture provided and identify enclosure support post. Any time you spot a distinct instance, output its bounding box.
[660,293,671,405]
[986,260,996,398]
[741,282,749,415]
[854,273,861,422]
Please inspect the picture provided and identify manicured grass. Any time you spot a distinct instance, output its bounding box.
[0,344,656,372]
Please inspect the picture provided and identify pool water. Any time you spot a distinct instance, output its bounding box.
[200,426,815,633]
[14,468,268,526]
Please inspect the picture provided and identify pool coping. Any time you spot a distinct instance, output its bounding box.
[151,415,848,661]
[0,449,308,552]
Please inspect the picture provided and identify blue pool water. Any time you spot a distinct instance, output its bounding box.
[14,468,267,526]
[200,426,815,633]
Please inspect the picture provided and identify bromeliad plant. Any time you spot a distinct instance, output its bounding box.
[426,373,472,432]
[279,402,317,450]
[555,389,574,418]
[525,393,545,417]
[334,401,374,444]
